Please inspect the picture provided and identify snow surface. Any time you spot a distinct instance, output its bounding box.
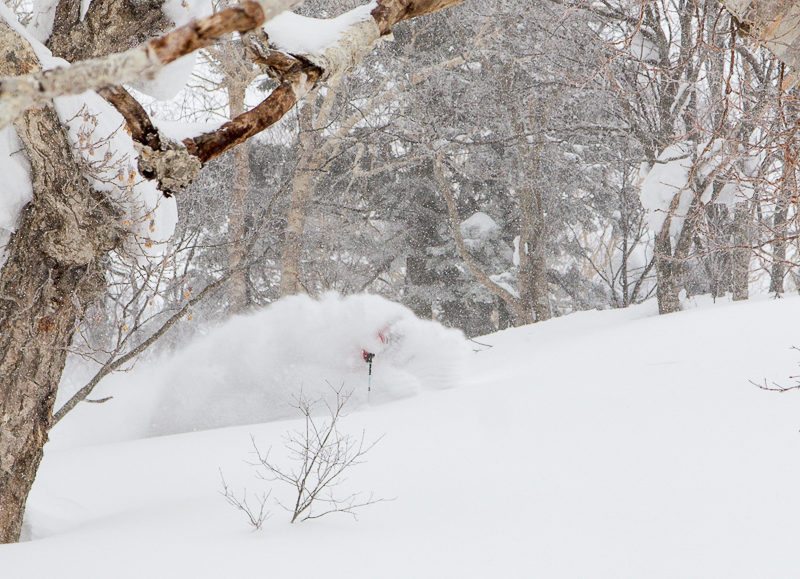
[5,294,800,577]
[51,293,469,446]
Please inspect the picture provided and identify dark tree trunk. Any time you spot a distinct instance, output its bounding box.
[655,229,681,314]
[518,186,551,323]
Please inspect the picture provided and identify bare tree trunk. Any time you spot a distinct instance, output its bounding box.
[227,83,252,311]
[770,192,788,295]
[704,203,731,299]
[0,19,120,544]
[770,138,795,295]
[655,229,681,314]
[0,106,121,543]
[518,186,551,322]
[279,163,314,296]
[731,200,750,301]
[279,104,315,296]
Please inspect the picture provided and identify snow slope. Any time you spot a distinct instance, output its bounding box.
[5,295,800,577]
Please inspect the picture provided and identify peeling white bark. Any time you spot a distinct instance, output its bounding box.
[306,17,382,83]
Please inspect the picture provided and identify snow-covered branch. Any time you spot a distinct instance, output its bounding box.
[165,0,463,166]
[0,0,462,133]
[0,0,303,129]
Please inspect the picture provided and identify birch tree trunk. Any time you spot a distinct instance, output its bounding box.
[227,83,253,311]
[279,103,316,296]
[655,229,681,314]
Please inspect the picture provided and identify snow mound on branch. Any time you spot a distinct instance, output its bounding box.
[153,117,224,141]
[264,3,375,55]
[461,211,500,249]
[27,0,59,43]
[132,53,197,101]
[53,293,469,444]
[640,142,694,238]
[640,140,757,239]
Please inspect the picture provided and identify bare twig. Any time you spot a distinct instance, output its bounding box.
[250,387,387,523]
[219,469,271,530]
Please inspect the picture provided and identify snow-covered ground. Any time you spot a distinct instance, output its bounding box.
[5,295,800,577]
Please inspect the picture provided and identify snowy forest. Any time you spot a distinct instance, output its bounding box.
[3,0,800,576]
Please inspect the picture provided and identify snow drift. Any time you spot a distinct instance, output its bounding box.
[53,293,469,445]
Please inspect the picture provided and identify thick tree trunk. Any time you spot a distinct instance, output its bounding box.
[0,107,120,543]
[655,229,681,314]
[731,201,750,301]
[0,18,121,543]
[518,187,551,322]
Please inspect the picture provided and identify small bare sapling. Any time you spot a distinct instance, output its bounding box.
[221,387,386,527]
[258,388,386,523]
[219,470,271,531]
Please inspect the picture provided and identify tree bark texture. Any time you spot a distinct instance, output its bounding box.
[655,229,681,314]
[731,200,750,301]
[279,145,316,296]
[725,0,800,71]
[517,185,552,323]
[227,83,253,311]
[0,103,121,543]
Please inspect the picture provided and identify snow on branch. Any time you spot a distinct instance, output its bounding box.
[158,0,463,167]
[0,0,464,196]
[0,0,301,128]
[0,0,463,132]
